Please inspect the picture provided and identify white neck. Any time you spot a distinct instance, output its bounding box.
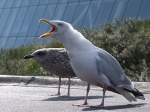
[57,29,94,53]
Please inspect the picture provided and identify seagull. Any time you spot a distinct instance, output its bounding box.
[39,19,145,107]
[24,48,90,104]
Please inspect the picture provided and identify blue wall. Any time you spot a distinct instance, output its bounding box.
[0,0,150,48]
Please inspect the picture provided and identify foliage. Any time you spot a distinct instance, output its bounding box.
[0,39,64,76]
[0,45,43,75]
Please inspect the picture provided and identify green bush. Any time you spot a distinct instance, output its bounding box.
[0,45,44,75]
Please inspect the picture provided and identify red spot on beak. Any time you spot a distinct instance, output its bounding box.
[50,24,57,32]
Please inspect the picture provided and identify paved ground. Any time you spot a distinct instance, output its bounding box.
[0,83,149,112]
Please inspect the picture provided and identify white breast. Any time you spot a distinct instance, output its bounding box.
[69,50,100,84]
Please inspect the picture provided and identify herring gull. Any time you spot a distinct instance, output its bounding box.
[39,19,145,107]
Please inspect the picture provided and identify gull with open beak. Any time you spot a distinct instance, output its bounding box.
[39,19,145,107]
[40,19,57,38]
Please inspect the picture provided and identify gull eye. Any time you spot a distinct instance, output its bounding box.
[36,51,46,56]
[57,23,63,26]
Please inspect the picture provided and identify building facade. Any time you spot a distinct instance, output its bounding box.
[0,0,150,48]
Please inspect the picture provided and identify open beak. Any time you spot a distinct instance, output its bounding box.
[24,54,34,59]
[39,19,57,38]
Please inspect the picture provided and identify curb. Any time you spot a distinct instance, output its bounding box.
[0,75,149,88]
[0,75,87,85]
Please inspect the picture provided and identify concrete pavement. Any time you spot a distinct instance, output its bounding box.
[0,82,149,112]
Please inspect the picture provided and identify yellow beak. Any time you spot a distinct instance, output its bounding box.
[40,32,53,38]
[39,19,55,38]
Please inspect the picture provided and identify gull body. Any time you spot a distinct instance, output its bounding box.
[24,48,75,96]
[39,19,145,106]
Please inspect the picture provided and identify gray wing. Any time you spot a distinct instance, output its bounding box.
[96,48,133,89]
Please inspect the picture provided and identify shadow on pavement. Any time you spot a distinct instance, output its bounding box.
[42,95,112,101]
[143,91,150,94]
[82,103,146,111]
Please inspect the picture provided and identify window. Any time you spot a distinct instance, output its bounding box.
[72,2,89,27]
[124,0,141,18]
[68,0,79,3]
[95,0,116,27]
[2,8,19,37]
[12,0,22,7]
[0,0,6,8]
[81,0,93,27]
[19,6,37,36]
[0,38,8,48]
[4,38,16,48]
[59,0,68,3]
[27,5,47,36]
[112,0,129,20]
[0,9,10,36]
[4,0,14,8]
[10,7,28,36]
[14,38,26,47]
[63,2,78,23]
[24,37,51,46]
[21,0,40,6]
[54,3,67,20]
[107,0,119,22]
[39,0,58,4]
[139,0,150,18]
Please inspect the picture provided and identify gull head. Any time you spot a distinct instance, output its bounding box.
[24,48,48,62]
[39,19,73,39]
[24,48,65,63]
